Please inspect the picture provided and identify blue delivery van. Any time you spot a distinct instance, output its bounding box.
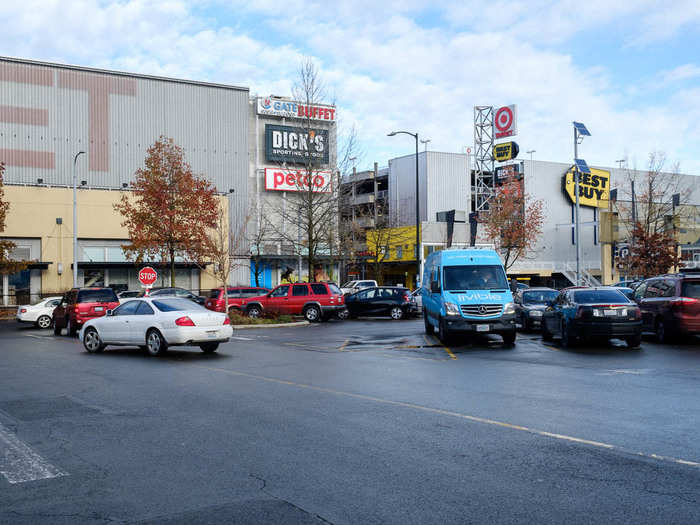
[422,248,516,345]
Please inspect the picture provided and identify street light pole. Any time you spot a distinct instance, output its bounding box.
[72,151,86,288]
[388,130,421,287]
[574,128,581,286]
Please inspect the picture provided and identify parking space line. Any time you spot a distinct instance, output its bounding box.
[423,334,457,360]
[0,422,68,484]
[192,364,700,470]
[338,339,350,352]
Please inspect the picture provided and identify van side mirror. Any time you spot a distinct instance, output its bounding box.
[431,280,441,293]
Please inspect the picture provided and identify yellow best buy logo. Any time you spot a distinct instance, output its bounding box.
[563,167,611,209]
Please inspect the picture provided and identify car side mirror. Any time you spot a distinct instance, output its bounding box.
[431,280,441,293]
[106,309,113,316]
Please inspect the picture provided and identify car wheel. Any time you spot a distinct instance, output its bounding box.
[36,315,52,330]
[626,334,642,349]
[199,342,219,353]
[438,317,451,344]
[83,327,105,353]
[424,311,434,335]
[67,318,77,337]
[304,305,321,323]
[502,330,516,346]
[390,306,404,320]
[541,321,553,342]
[247,305,262,318]
[561,321,576,348]
[655,318,669,344]
[146,329,167,356]
[337,308,349,320]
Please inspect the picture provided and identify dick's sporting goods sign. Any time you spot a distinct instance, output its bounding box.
[265,124,329,165]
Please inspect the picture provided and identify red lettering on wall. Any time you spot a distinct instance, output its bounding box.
[0,105,49,126]
[58,71,136,172]
[0,149,55,169]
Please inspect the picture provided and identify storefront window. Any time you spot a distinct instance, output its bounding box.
[8,270,30,305]
[108,268,128,292]
[84,269,105,287]
[106,247,128,262]
[83,247,105,262]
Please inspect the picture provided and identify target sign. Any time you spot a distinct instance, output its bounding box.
[494,105,517,139]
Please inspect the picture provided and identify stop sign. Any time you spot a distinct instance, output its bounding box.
[138,266,158,287]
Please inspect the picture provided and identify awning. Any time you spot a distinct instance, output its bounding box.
[28,261,52,270]
[72,262,208,269]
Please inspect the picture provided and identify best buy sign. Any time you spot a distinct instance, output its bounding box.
[563,167,611,209]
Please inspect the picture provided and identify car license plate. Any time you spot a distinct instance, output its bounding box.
[95,307,103,311]
[207,330,217,339]
[604,309,617,316]
[476,324,490,332]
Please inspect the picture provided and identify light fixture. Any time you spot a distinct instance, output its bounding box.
[37,178,44,184]
[122,183,128,188]
[81,180,87,186]
[228,188,235,194]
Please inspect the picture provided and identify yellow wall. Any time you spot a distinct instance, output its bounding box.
[365,225,418,263]
[2,185,226,293]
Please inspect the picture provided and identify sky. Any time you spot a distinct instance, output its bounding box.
[1,0,699,175]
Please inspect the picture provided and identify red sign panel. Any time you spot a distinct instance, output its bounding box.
[138,266,158,287]
[264,168,332,193]
[494,104,517,139]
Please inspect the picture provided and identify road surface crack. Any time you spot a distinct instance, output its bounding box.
[249,473,335,524]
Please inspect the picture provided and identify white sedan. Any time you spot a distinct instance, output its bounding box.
[79,297,233,356]
[16,296,62,329]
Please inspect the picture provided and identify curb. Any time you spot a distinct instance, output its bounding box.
[232,321,310,330]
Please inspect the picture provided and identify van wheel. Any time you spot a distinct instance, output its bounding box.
[424,311,434,335]
[146,329,167,356]
[438,317,451,344]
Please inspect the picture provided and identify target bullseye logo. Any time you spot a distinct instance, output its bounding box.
[494,105,517,138]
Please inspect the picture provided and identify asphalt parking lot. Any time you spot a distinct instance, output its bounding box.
[1,318,700,524]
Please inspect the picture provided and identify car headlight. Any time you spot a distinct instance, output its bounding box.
[529,310,543,317]
[444,302,461,316]
[503,302,515,315]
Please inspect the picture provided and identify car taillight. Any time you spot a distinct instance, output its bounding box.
[671,297,699,306]
[223,317,230,325]
[403,293,411,302]
[20,308,27,313]
[175,316,195,326]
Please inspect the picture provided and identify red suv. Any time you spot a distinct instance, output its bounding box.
[205,286,270,312]
[53,287,120,336]
[633,273,700,343]
[241,282,344,322]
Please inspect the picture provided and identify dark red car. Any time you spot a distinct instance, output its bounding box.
[204,286,270,313]
[241,282,344,322]
[53,287,120,337]
[632,273,700,343]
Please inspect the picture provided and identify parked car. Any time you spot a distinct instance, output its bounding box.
[118,290,141,302]
[541,287,642,348]
[53,288,121,336]
[632,273,700,343]
[345,286,416,320]
[16,296,62,329]
[204,286,270,313]
[79,297,232,356]
[421,249,517,345]
[617,287,635,301]
[340,280,378,295]
[241,282,344,322]
[615,280,640,289]
[411,288,423,312]
[514,287,558,332]
[143,287,206,305]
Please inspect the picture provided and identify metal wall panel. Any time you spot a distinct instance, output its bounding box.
[425,152,470,221]
[0,57,249,229]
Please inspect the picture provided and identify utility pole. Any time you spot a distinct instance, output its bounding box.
[72,151,86,288]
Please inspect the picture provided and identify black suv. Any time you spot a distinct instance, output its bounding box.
[632,273,700,343]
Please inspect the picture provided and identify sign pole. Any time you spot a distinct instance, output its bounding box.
[574,127,581,286]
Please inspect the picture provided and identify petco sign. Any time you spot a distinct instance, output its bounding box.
[257,96,336,122]
[265,168,332,193]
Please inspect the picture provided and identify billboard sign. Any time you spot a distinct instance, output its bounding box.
[265,124,329,165]
[494,105,517,139]
[563,166,611,208]
[493,141,519,162]
[264,168,332,193]
[495,163,521,182]
[257,96,336,122]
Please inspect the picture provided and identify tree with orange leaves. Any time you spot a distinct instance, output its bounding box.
[114,137,219,287]
[481,175,544,271]
[0,162,28,275]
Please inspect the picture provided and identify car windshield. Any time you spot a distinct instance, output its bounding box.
[152,299,207,312]
[443,265,508,291]
[522,290,558,305]
[78,289,118,303]
[208,289,221,298]
[681,281,700,299]
[328,283,342,295]
[573,290,629,303]
[341,281,356,288]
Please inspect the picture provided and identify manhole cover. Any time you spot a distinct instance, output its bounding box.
[0,396,99,421]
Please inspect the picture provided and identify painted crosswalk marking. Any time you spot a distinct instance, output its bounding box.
[0,422,67,484]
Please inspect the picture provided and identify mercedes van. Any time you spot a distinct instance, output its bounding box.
[422,249,516,345]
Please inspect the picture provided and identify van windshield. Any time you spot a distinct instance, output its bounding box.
[443,265,508,291]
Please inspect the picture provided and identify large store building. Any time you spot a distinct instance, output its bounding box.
[0,57,249,304]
